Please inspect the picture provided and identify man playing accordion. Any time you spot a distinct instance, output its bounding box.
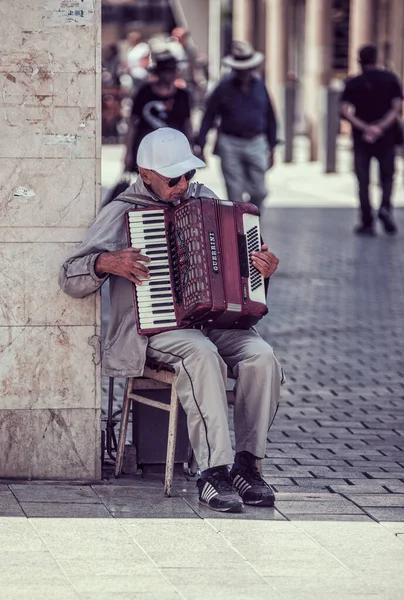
[59,128,283,513]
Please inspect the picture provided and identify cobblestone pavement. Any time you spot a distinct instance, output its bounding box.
[98,144,404,523]
[258,205,404,522]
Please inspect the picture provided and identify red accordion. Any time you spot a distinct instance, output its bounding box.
[126,197,268,335]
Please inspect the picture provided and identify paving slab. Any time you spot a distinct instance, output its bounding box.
[379,521,404,534]
[0,518,47,551]
[0,491,25,516]
[10,484,101,504]
[344,494,404,507]
[181,494,286,520]
[80,594,181,600]
[276,499,365,515]
[0,582,78,600]
[19,502,112,518]
[360,507,404,522]
[30,518,151,561]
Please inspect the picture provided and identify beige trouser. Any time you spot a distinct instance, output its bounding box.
[147,328,283,472]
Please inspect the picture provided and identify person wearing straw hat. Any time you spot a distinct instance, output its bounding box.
[194,41,278,211]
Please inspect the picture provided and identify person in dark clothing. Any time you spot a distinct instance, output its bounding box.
[340,44,403,236]
[194,41,278,211]
[124,49,192,173]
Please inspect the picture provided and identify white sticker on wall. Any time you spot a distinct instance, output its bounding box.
[43,0,95,26]
[43,134,78,145]
[13,186,36,200]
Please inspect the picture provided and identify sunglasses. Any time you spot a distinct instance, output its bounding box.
[153,169,196,188]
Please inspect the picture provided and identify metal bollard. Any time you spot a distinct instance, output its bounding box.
[324,87,341,173]
[284,83,296,163]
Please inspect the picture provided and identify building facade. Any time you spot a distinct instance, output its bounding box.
[231,0,404,159]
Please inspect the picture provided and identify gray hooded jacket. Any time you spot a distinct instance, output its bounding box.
[58,177,218,377]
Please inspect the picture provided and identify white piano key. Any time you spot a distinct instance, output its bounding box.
[130,235,166,244]
[136,283,172,291]
[138,274,172,282]
[139,318,177,329]
[138,308,174,316]
[144,260,169,267]
[130,226,166,235]
[136,290,172,299]
[136,294,173,302]
[129,210,165,219]
[129,221,165,229]
[136,280,172,288]
[136,292,172,300]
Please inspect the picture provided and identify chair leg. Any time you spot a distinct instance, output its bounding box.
[114,379,132,478]
[164,385,179,497]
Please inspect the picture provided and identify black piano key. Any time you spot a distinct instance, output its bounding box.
[147,265,169,271]
[141,212,164,219]
[151,302,173,308]
[140,227,165,234]
[147,279,171,289]
[146,249,168,256]
[143,243,167,249]
[153,318,177,324]
[140,293,172,299]
[144,286,171,293]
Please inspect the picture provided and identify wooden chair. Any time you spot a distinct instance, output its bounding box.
[114,360,179,497]
[113,359,238,497]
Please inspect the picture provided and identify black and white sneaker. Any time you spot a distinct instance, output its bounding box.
[197,467,244,513]
[231,452,275,507]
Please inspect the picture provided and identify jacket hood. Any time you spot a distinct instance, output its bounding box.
[116,176,165,205]
[115,175,219,206]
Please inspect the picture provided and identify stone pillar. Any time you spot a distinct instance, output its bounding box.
[348,0,375,75]
[389,0,404,78]
[265,0,289,129]
[304,0,332,161]
[233,0,254,42]
[0,1,101,479]
[209,0,222,82]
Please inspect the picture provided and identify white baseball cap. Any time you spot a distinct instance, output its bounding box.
[137,128,205,177]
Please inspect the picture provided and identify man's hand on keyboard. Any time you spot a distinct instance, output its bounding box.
[251,244,279,279]
[95,248,150,285]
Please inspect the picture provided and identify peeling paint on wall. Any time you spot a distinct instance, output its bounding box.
[43,0,95,26]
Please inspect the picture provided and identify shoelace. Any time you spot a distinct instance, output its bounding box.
[207,469,234,493]
[238,462,266,486]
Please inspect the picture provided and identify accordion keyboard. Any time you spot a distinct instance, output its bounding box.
[128,209,178,330]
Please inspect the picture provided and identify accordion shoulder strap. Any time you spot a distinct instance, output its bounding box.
[114,193,167,209]
[187,182,203,198]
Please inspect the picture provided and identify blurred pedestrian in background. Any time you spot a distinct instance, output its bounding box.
[194,41,278,211]
[124,46,192,173]
[340,44,403,236]
[101,44,122,140]
[102,44,121,88]
[126,41,150,94]
[168,27,208,107]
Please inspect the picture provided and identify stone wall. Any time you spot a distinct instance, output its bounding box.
[0,0,101,479]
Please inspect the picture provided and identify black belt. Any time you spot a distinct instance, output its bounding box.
[221,131,263,140]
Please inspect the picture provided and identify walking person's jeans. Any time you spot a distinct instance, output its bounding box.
[353,140,396,227]
[216,133,269,210]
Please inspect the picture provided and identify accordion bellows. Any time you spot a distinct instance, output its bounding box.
[126,197,268,334]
